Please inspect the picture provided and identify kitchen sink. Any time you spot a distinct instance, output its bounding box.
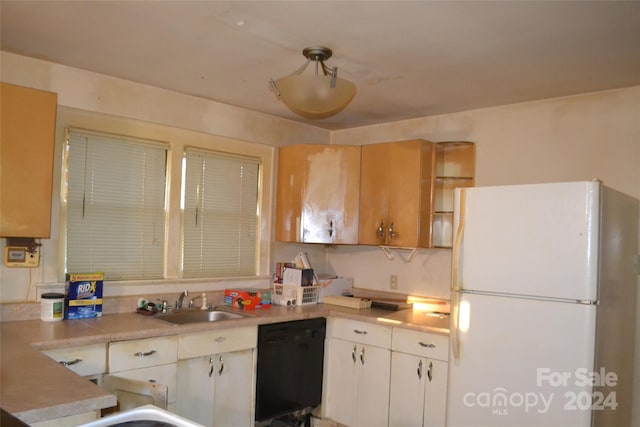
[153,308,252,325]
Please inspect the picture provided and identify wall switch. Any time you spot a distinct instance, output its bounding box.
[390,274,398,290]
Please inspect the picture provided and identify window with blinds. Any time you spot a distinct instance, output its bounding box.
[182,148,260,278]
[65,129,168,280]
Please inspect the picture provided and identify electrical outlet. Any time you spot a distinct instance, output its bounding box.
[390,274,398,290]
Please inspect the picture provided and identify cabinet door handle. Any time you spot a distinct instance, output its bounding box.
[427,361,433,382]
[208,357,215,378]
[417,360,423,379]
[353,329,368,335]
[59,358,82,367]
[360,347,365,365]
[352,345,357,363]
[388,222,396,240]
[377,221,385,240]
[134,349,157,357]
[328,219,334,238]
[418,341,436,348]
[218,355,224,375]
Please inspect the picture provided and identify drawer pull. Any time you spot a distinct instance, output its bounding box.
[134,349,157,357]
[214,336,226,343]
[59,358,82,367]
[418,342,436,348]
[353,329,368,335]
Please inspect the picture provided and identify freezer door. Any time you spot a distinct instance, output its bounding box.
[454,181,599,301]
[446,292,604,427]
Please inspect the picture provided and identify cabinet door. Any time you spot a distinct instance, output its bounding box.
[0,83,57,237]
[387,140,435,248]
[325,338,359,427]
[389,352,426,427]
[356,344,391,427]
[176,356,215,425]
[276,144,361,244]
[359,140,435,247]
[177,349,254,427]
[423,359,447,427]
[359,143,390,245]
[212,349,254,426]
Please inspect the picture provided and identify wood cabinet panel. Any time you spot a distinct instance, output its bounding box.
[275,144,360,244]
[359,139,435,247]
[1,83,57,238]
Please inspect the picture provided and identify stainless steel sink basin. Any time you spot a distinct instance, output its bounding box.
[153,308,251,325]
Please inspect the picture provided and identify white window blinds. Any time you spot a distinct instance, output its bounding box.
[65,129,167,280]
[182,149,259,278]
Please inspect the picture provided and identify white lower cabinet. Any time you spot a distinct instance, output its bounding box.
[106,335,178,412]
[389,328,449,427]
[175,325,257,426]
[323,318,392,427]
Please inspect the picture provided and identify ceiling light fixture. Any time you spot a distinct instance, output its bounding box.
[269,46,356,119]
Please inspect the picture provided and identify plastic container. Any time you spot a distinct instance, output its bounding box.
[41,292,65,322]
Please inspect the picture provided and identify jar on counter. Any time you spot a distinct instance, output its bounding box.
[41,293,65,322]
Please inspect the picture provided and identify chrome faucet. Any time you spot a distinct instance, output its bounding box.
[176,290,188,309]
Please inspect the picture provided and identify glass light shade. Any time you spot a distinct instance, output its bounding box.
[276,73,356,119]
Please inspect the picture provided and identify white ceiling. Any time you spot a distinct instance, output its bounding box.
[2,1,639,130]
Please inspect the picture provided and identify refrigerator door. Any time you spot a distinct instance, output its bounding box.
[446,292,597,427]
[454,181,600,301]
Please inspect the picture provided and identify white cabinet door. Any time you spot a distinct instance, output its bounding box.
[325,338,390,427]
[356,343,391,427]
[325,338,359,427]
[176,349,254,427]
[389,352,426,426]
[423,359,447,427]
[176,356,214,425]
[212,348,254,426]
[389,354,448,427]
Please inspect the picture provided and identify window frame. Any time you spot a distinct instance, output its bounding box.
[54,107,274,295]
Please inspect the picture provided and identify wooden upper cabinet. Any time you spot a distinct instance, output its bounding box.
[275,144,361,244]
[359,140,436,248]
[0,83,57,238]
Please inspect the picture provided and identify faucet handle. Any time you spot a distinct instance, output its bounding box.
[156,299,171,313]
[188,295,202,309]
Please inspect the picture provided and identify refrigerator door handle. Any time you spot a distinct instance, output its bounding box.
[451,188,467,363]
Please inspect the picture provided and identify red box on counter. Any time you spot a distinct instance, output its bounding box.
[224,288,272,310]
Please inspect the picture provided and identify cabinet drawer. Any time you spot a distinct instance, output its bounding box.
[178,326,257,359]
[329,318,392,348]
[392,328,449,361]
[42,343,107,377]
[109,336,177,372]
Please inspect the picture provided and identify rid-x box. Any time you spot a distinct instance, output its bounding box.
[65,272,104,319]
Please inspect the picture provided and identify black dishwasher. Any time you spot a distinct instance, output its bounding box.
[255,317,326,422]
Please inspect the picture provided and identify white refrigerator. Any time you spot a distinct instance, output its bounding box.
[446,181,638,427]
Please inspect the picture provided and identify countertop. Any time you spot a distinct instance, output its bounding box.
[0,303,450,424]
